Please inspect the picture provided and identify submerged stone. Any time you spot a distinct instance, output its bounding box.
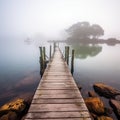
[93,83,120,98]
[104,107,113,115]
[0,111,17,120]
[109,99,120,119]
[88,91,98,97]
[115,95,120,101]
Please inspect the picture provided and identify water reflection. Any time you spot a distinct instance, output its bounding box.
[0,71,40,106]
[71,44,102,59]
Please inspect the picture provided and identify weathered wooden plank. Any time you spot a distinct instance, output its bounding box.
[29,104,88,112]
[35,89,80,95]
[45,67,70,70]
[35,90,81,98]
[45,71,70,74]
[42,78,73,81]
[40,80,73,83]
[44,73,71,76]
[44,75,72,78]
[40,82,76,85]
[42,76,72,79]
[39,84,77,88]
[38,87,77,90]
[26,111,90,119]
[41,81,75,83]
[46,68,68,70]
[34,94,82,99]
[32,98,84,104]
[42,77,72,79]
[46,70,69,72]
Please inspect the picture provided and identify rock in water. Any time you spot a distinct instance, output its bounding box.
[96,116,113,120]
[93,83,120,98]
[0,99,26,120]
[88,91,98,97]
[109,99,120,119]
[115,95,120,101]
[0,99,26,113]
[85,97,105,115]
[0,111,17,120]
[104,107,112,115]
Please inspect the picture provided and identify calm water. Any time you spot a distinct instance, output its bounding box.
[59,43,120,119]
[59,43,120,93]
[0,37,120,119]
[72,44,120,93]
[0,36,45,106]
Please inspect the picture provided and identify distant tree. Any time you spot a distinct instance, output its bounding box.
[66,22,91,39]
[66,21,104,40]
[91,24,104,39]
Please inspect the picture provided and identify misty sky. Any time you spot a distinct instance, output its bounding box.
[0,0,120,39]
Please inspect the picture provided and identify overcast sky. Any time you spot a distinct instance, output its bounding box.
[0,0,120,39]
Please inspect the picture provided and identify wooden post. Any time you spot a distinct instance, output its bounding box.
[50,45,52,60]
[65,46,66,61]
[71,49,74,74]
[39,47,43,76]
[39,47,43,60]
[53,42,56,54]
[66,46,69,65]
[43,47,46,69]
[43,47,46,61]
[40,56,43,76]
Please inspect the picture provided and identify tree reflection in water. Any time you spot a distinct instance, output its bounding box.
[71,44,102,59]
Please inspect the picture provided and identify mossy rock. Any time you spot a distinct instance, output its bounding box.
[0,99,26,117]
[85,97,105,115]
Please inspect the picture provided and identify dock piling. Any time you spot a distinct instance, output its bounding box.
[49,45,52,60]
[43,47,46,68]
[39,47,43,76]
[65,46,69,64]
[66,46,69,65]
[65,46,67,61]
[71,49,75,74]
[53,42,56,54]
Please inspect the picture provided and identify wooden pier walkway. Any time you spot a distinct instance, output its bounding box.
[25,47,91,120]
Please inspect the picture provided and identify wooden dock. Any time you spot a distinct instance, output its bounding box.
[25,47,91,120]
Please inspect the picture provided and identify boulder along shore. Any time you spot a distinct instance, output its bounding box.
[79,82,120,120]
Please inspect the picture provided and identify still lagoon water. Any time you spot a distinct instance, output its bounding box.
[0,37,120,113]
